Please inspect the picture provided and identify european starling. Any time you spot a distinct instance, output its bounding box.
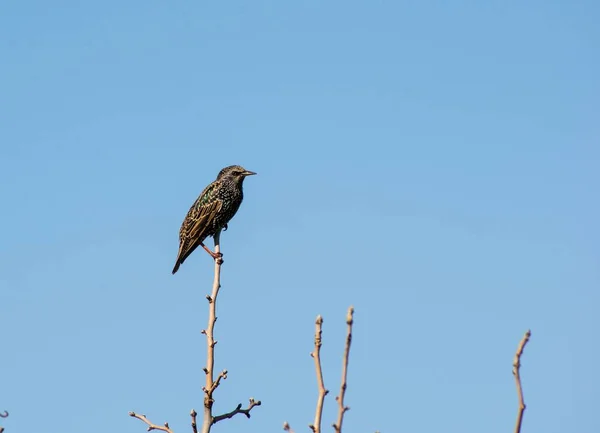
[172,165,256,274]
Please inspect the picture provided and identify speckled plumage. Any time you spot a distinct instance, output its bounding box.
[172,165,256,274]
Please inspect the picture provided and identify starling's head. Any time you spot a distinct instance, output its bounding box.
[217,165,257,184]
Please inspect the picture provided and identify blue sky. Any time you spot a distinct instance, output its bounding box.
[1,1,598,432]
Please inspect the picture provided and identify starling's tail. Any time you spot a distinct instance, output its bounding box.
[172,241,186,275]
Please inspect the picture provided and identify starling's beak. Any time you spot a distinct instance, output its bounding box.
[242,170,257,176]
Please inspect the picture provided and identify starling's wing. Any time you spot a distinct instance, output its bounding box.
[172,182,223,274]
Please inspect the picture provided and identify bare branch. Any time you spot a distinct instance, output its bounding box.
[513,329,531,433]
[333,306,354,433]
[309,315,328,433]
[212,398,262,425]
[200,230,223,433]
[199,231,260,432]
[130,230,258,433]
[283,421,295,433]
[190,410,198,433]
[202,368,227,395]
[129,412,174,433]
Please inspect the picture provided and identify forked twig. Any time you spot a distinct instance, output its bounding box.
[285,307,356,433]
[129,412,174,433]
[212,398,262,424]
[309,315,328,433]
[333,306,354,433]
[513,330,531,433]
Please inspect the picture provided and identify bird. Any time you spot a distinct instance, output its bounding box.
[172,165,256,274]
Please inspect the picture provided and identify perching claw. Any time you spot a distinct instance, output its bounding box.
[201,243,223,260]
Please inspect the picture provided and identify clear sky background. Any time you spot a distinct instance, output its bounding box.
[1,1,598,433]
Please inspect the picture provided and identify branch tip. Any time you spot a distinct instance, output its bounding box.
[310,309,328,433]
[513,329,531,433]
[212,398,261,425]
[190,409,198,433]
[333,306,355,433]
[346,306,354,325]
[129,412,174,433]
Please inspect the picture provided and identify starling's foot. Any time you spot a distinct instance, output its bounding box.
[202,243,223,261]
[211,251,224,265]
[223,224,228,231]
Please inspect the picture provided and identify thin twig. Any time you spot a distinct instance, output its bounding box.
[129,412,175,433]
[309,315,328,433]
[190,410,198,433]
[513,329,531,433]
[201,230,223,433]
[333,306,354,433]
[212,398,262,424]
[283,422,295,433]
